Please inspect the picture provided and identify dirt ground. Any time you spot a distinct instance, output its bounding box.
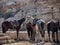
[4,31,60,41]
[3,41,60,45]
[0,31,60,45]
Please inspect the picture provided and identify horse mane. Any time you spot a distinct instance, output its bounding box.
[18,18,25,25]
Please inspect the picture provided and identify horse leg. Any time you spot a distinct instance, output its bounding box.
[31,30,33,41]
[56,31,58,43]
[16,27,20,40]
[35,31,38,42]
[2,25,7,33]
[17,30,19,39]
[2,25,5,33]
[42,29,45,41]
[52,31,55,42]
[39,30,42,41]
[40,29,45,42]
[27,30,31,40]
[31,30,35,41]
[35,30,40,42]
[47,30,50,42]
[2,27,7,36]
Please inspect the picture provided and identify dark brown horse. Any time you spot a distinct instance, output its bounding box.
[47,20,58,42]
[26,22,36,41]
[2,18,25,39]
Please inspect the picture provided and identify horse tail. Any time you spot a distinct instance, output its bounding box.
[2,24,4,33]
[2,23,6,33]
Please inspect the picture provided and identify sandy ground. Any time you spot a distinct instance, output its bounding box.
[0,31,60,45]
[3,41,60,45]
[4,31,60,41]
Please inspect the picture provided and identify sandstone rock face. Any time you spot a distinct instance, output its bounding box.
[14,0,59,23]
[0,0,60,22]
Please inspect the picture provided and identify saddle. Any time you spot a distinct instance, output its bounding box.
[10,20,19,27]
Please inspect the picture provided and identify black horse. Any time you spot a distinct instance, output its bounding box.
[2,18,25,39]
[47,20,58,42]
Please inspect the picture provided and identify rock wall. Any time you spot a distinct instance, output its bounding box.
[0,0,60,22]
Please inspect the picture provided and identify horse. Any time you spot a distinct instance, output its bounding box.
[47,20,58,42]
[35,19,45,42]
[2,17,26,39]
[26,16,36,41]
[26,22,35,41]
[26,17,45,42]
[28,18,45,42]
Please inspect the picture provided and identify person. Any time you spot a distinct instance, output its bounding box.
[33,15,39,24]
